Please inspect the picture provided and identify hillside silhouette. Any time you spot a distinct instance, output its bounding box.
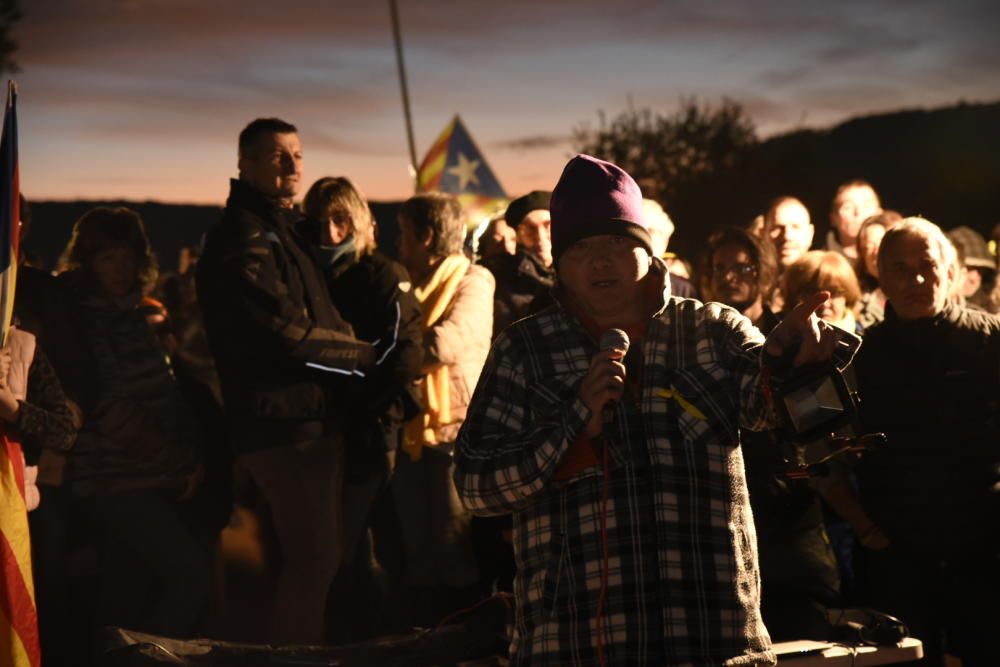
[739,100,1000,253]
[25,100,1000,271]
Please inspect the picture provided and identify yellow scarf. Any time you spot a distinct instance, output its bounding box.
[404,254,471,461]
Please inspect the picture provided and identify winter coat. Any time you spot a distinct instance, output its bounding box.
[196,180,375,454]
[483,249,554,337]
[47,271,201,497]
[421,263,494,446]
[303,237,425,469]
[856,301,1000,558]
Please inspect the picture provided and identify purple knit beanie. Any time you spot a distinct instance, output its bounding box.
[550,154,652,265]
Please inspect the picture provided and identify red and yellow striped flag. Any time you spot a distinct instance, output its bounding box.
[415,115,508,227]
[0,80,40,667]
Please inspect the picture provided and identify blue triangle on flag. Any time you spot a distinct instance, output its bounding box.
[437,116,507,199]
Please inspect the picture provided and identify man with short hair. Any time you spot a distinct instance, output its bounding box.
[482,190,555,336]
[455,154,855,666]
[854,217,1000,666]
[765,196,814,270]
[827,180,882,260]
[197,117,378,644]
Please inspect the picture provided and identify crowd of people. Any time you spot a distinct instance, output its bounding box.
[8,116,1000,666]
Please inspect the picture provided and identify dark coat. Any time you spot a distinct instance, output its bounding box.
[482,249,554,337]
[304,237,424,425]
[302,239,425,475]
[855,301,1000,557]
[46,271,201,496]
[196,180,374,454]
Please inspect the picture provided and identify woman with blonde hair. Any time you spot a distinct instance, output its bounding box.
[299,177,423,443]
[783,250,863,334]
[300,178,424,637]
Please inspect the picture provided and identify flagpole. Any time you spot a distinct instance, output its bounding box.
[389,0,419,192]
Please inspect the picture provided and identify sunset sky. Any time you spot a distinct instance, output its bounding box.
[17,0,1000,204]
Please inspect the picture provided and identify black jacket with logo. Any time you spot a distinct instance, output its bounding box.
[197,180,374,454]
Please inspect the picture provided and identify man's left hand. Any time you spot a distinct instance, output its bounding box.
[764,291,839,367]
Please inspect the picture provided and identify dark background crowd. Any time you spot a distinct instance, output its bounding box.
[7,113,1000,667]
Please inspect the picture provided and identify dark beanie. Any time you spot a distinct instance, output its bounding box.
[550,154,652,264]
[504,190,551,227]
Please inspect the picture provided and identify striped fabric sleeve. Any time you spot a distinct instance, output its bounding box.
[708,305,776,432]
[454,334,592,516]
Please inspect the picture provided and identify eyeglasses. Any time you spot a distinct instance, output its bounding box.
[713,263,758,278]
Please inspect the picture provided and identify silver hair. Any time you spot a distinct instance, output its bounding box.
[877,216,957,273]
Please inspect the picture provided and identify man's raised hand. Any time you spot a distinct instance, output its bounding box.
[765,291,839,367]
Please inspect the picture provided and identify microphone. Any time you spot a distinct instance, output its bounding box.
[599,328,630,355]
[598,329,630,417]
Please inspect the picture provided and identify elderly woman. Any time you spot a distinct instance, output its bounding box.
[784,250,864,334]
[51,207,208,637]
[394,193,495,625]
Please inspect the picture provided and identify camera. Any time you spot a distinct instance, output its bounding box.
[769,358,886,479]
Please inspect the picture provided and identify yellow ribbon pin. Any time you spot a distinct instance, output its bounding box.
[657,386,708,420]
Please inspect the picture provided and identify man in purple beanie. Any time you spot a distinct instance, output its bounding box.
[455,155,858,666]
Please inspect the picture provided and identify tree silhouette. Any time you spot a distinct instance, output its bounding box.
[573,98,759,256]
[0,0,20,74]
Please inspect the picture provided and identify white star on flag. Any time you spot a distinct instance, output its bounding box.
[446,152,481,191]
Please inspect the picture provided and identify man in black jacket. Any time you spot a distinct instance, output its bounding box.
[481,190,555,337]
[854,217,1000,666]
[197,118,378,644]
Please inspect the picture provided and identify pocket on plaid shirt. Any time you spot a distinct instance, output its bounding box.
[527,372,584,423]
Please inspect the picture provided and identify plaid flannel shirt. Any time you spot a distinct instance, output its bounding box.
[455,274,858,666]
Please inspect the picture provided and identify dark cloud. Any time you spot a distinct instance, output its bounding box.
[492,134,572,151]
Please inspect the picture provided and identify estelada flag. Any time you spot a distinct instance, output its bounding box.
[0,79,40,667]
[416,115,508,223]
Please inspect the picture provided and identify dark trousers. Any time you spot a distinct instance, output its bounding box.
[758,524,841,641]
[241,436,345,645]
[865,544,1000,666]
[85,488,210,638]
[390,445,481,627]
[391,445,479,589]
[326,450,396,643]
